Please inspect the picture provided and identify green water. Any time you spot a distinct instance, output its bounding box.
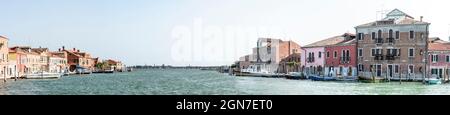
[0,69,449,95]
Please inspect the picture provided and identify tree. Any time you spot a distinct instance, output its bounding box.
[287,61,297,73]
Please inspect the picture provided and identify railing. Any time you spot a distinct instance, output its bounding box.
[375,38,384,44]
[307,57,315,63]
[340,57,351,64]
[386,38,395,44]
[374,54,384,60]
[385,54,396,60]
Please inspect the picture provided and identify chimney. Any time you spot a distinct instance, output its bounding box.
[62,46,65,50]
[73,48,76,51]
[420,16,423,22]
[77,50,80,52]
[58,48,61,52]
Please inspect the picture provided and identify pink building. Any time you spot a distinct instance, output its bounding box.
[324,34,357,77]
[301,33,351,77]
[428,37,450,81]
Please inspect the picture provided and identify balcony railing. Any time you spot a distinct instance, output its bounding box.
[307,57,315,63]
[386,38,395,44]
[340,57,351,64]
[385,54,396,60]
[374,54,384,60]
[375,38,384,44]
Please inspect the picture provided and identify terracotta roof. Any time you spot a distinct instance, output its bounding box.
[31,48,49,54]
[303,33,353,48]
[64,50,83,58]
[429,42,450,51]
[428,37,449,44]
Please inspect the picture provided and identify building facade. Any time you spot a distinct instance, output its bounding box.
[0,36,9,81]
[355,9,430,81]
[428,37,450,81]
[324,34,357,77]
[301,34,349,77]
[241,38,301,73]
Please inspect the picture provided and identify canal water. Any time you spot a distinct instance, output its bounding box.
[1,69,450,95]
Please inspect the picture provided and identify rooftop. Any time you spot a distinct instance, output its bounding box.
[303,33,354,48]
[356,9,430,28]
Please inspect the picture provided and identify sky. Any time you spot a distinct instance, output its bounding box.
[1,0,449,66]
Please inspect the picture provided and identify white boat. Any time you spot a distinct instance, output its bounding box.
[425,75,442,85]
[25,72,62,79]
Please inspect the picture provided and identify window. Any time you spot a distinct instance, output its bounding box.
[319,52,322,58]
[409,48,414,57]
[389,29,393,38]
[395,31,400,39]
[346,50,350,58]
[408,65,414,74]
[326,52,330,58]
[387,48,399,56]
[358,48,363,57]
[371,49,375,56]
[358,64,364,71]
[432,54,438,62]
[447,55,450,62]
[357,33,364,40]
[409,31,414,39]
[372,48,382,56]
[397,48,401,56]
[394,65,399,74]
[334,51,337,58]
[378,30,382,38]
[372,32,376,40]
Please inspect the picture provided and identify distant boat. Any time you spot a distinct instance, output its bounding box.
[358,76,385,83]
[25,72,62,79]
[286,72,306,80]
[310,75,336,81]
[75,66,92,74]
[92,69,114,74]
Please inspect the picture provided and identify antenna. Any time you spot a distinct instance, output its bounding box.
[375,4,389,20]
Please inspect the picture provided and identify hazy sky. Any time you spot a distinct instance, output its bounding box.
[1,0,449,66]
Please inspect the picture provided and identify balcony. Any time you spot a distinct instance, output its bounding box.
[340,57,351,64]
[374,54,384,60]
[307,57,315,63]
[385,54,396,60]
[386,38,395,44]
[374,38,384,45]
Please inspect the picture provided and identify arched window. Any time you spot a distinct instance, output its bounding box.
[378,30,382,38]
[389,29,393,38]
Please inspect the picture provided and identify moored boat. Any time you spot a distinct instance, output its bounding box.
[358,76,385,83]
[425,77,442,85]
[25,72,62,79]
[286,72,306,80]
[310,75,336,81]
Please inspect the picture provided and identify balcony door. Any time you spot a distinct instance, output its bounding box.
[387,65,393,78]
[376,64,382,77]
